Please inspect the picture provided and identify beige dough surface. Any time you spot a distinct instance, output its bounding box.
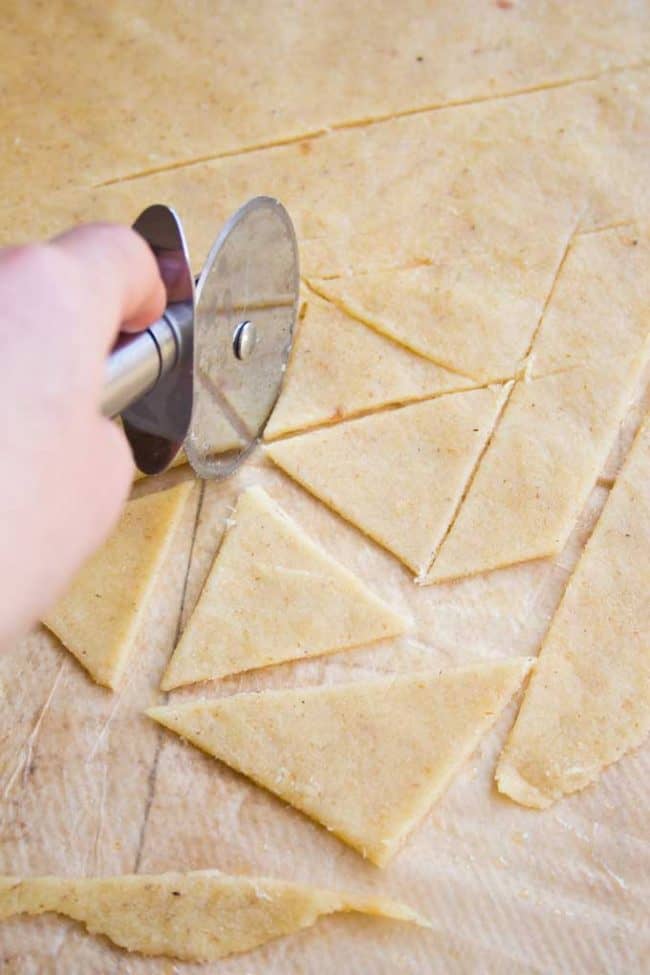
[2,1,649,204]
[529,224,650,378]
[267,385,508,575]
[2,69,649,297]
[0,870,422,962]
[496,419,650,808]
[264,293,474,440]
[1,5,649,973]
[161,486,407,690]
[311,261,545,383]
[43,481,194,689]
[426,356,647,583]
[426,222,650,582]
[150,660,532,867]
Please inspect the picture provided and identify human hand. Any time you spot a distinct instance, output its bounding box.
[0,224,165,649]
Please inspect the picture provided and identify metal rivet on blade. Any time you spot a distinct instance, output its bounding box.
[232,320,257,361]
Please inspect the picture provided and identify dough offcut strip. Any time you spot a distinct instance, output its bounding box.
[496,418,650,808]
[0,870,425,962]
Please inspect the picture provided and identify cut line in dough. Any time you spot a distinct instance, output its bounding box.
[133,448,189,482]
[0,870,426,962]
[529,224,650,378]
[264,293,476,440]
[310,262,548,383]
[161,486,408,690]
[266,385,509,576]
[149,659,533,866]
[3,3,648,202]
[425,354,648,584]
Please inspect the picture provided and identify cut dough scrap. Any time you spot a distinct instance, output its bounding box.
[161,486,407,690]
[529,224,650,377]
[311,262,547,383]
[426,354,648,583]
[496,419,650,808]
[266,386,508,575]
[149,659,533,866]
[0,870,425,962]
[43,482,193,689]
[264,294,475,440]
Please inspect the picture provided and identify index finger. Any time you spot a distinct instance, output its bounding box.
[52,223,166,342]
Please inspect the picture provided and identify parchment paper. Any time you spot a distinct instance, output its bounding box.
[0,383,647,973]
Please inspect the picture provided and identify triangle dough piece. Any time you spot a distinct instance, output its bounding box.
[0,870,424,962]
[149,659,533,866]
[162,487,407,690]
[427,221,650,583]
[264,294,475,440]
[496,419,650,809]
[426,354,648,584]
[310,262,548,383]
[43,482,193,689]
[266,386,508,575]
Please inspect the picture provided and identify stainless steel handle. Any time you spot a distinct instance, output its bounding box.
[101,315,181,419]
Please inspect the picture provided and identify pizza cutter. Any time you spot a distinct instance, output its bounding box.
[101,196,299,477]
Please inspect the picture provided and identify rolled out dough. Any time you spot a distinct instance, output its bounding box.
[5,69,649,306]
[425,220,650,583]
[149,659,533,866]
[132,448,189,482]
[426,355,648,583]
[0,870,424,962]
[496,419,650,808]
[161,486,408,690]
[1,7,649,972]
[43,481,193,689]
[267,385,509,576]
[2,2,648,203]
[311,260,546,383]
[529,223,650,378]
[264,293,474,440]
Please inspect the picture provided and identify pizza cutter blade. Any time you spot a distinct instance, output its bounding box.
[101,196,299,478]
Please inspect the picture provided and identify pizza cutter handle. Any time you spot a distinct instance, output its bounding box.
[101,316,179,419]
